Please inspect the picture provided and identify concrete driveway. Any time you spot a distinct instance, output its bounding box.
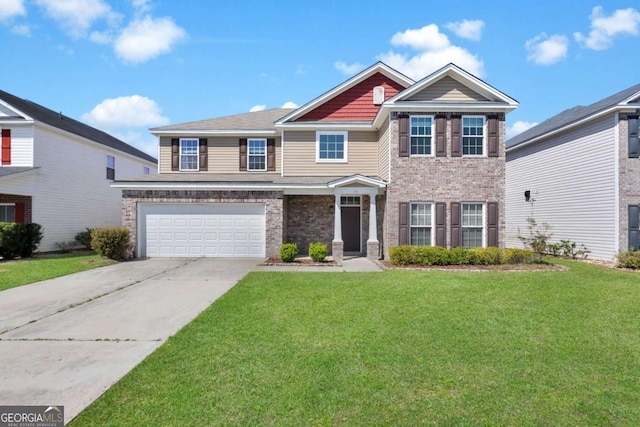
[0,257,257,424]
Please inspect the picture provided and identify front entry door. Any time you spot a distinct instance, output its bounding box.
[341,203,361,253]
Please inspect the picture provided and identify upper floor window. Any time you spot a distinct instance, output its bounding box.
[106,155,115,180]
[0,203,15,222]
[462,116,485,156]
[462,202,484,247]
[248,139,267,171]
[410,116,433,156]
[143,166,150,175]
[180,138,199,171]
[410,202,433,246]
[317,131,347,162]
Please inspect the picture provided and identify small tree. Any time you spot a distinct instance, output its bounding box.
[517,199,552,262]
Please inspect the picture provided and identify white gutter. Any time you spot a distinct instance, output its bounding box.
[150,129,277,137]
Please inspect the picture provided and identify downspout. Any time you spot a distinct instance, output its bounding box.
[281,129,285,177]
[614,112,620,255]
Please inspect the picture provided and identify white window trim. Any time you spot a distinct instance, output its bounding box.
[461,115,486,158]
[461,202,486,248]
[410,202,435,246]
[316,131,348,163]
[247,138,267,172]
[409,115,435,157]
[179,138,199,172]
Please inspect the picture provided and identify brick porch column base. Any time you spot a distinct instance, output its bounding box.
[332,240,344,264]
[366,240,380,261]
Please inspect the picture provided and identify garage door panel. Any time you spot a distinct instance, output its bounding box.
[142,204,265,258]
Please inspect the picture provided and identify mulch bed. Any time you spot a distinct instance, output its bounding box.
[262,258,339,267]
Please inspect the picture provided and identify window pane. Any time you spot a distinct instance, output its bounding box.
[0,205,15,222]
[462,228,483,247]
[462,117,484,155]
[106,155,115,168]
[462,203,483,226]
[411,203,432,226]
[248,155,265,170]
[248,139,266,155]
[410,117,432,155]
[181,155,197,170]
[181,139,198,155]
[411,228,431,246]
[319,134,345,159]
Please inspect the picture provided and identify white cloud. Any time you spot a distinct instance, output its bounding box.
[82,95,169,129]
[525,33,569,65]
[506,121,539,139]
[377,24,484,79]
[89,30,113,44]
[574,6,640,50]
[132,0,152,14]
[445,19,485,41]
[281,101,298,108]
[114,16,186,63]
[334,61,365,75]
[34,0,120,38]
[0,0,25,21]
[249,104,266,112]
[11,24,31,36]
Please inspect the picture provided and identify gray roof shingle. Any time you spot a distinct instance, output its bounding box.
[0,89,156,163]
[151,108,295,132]
[506,83,640,150]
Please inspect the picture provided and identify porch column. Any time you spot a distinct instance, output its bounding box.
[366,192,380,260]
[332,194,343,263]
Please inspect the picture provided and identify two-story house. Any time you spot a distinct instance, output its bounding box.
[0,90,157,252]
[114,62,517,261]
[506,84,640,261]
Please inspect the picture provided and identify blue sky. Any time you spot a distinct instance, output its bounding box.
[2,0,640,157]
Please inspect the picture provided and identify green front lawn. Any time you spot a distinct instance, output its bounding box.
[74,260,640,426]
[0,252,117,291]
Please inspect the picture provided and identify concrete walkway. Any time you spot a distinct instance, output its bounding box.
[253,256,383,272]
[0,258,257,424]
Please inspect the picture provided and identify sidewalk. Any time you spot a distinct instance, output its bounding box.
[254,256,383,272]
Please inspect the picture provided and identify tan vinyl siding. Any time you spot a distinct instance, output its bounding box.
[284,130,378,176]
[506,114,616,260]
[159,136,281,173]
[407,76,490,102]
[378,116,390,181]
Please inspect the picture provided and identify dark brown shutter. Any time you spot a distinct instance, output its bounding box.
[1,129,10,165]
[267,138,276,171]
[435,202,446,247]
[629,205,640,250]
[398,202,409,245]
[451,116,461,157]
[435,115,446,157]
[171,138,179,171]
[239,138,247,171]
[199,138,208,171]
[487,202,499,247]
[15,202,25,223]
[398,114,409,157]
[450,202,461,247]
[629,116,639,158]
[487,116,499,157]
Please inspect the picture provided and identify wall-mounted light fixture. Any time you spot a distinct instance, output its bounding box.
[524,190,531,202]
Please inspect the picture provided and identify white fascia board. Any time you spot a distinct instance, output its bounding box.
[506,104,637,153]
[0,119,34,126]
[328,174,387,188]
[621,91,640,105]
[386,102,517,112]
[150,129,278,137]
[275,63,414,125]
[275,122,374,131]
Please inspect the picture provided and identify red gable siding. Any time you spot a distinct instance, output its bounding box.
[296,73,406,122]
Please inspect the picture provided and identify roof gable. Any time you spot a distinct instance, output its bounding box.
[507,83,640,150]
[404,75,491,103]
[151,108,293,134]
[277,62,414,125]
[0,89,156,163]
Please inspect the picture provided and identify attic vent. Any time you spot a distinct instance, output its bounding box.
[373,86,385,105]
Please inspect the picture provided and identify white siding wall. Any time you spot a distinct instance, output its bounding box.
[5,125,34,166]
[2,124,156,251]
[506,115,617,260]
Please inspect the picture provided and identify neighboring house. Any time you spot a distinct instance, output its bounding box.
[0,90,157,252]
[506,84,640,261]
[114,62,517,260]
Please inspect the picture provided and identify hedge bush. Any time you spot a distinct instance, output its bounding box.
[617,250,640,269]
[0,222,43,259]
[91,227,130,260]
[389,245,537,266]
[279,243,299,263]
[75,228,94,249]
[309,242,328,262]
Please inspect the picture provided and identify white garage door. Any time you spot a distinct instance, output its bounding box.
[138,203,265,258]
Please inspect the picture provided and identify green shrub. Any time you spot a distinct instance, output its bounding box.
[447,247,476,265]
[308,242,328,262]
[279,243,299,263]
[91,227,130,260]
[75,228,94,249]
[474,247,503,265]
[389,245,416,265]
[503,248,536,264]
[617,250,640,269]
[414,246,449,266]
[0,222,43,259]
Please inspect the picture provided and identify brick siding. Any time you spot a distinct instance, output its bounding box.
[0,194,32,223]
